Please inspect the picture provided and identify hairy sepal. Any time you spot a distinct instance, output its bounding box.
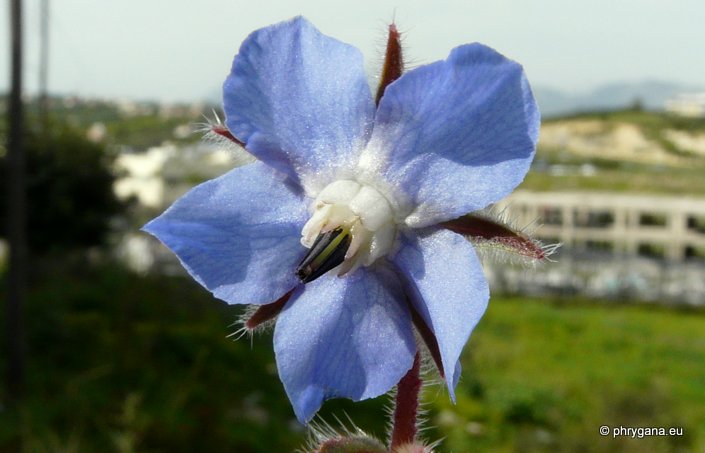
[314,436,387,453]
[246,290,294,329]
[375,23,404,106]
[303,418,386,453]
[440,212,555,263]
[195,110,255,166]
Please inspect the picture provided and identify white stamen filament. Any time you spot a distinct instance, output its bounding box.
[301,180,397,275]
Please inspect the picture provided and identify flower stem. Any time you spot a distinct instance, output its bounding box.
[389,352,422,450]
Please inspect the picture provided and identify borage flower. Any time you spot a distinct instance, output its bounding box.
[144,16,540,423]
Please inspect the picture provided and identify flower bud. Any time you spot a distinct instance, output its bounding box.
[314,435,386,453]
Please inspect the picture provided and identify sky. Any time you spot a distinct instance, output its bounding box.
[1,0,704,103]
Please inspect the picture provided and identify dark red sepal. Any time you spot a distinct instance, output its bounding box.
[211,124,245,147]
[245,289,294,330]
[375,23,403,106]
[408,300,444,379]
[441,214,547,261]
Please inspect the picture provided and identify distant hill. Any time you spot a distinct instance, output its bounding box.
[521,110,705,195]
[534,80,705,118]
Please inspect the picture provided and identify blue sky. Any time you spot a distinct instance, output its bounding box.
[1,0,704,102]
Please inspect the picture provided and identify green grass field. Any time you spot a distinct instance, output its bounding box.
[521,165,705,195]
[1,263,704,452]
[430,297,705,452]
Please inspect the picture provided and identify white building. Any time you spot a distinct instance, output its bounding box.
[113,142,254,209]
[500,191,705,262]
[113,141,254,273]
[665,93,705,117]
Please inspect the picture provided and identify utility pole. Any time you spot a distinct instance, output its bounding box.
[38,0,49,131]
[6,0,28,408]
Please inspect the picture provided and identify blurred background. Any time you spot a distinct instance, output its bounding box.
[1,1,704,452]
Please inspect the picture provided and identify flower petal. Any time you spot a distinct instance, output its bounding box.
[392,229,489,398]
[366,43,539,227]
[143,162,307,305]
[223,16,375,194]
[274,266,416,423]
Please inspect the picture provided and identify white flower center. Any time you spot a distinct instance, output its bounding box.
[301,180,397,276]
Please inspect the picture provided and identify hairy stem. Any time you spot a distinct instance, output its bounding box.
[389,352,422,450]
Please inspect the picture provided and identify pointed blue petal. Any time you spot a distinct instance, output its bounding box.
[368,43,539,227]
[223,17,375,193]
[143,162,307,305]
[274,267,416,423]
[392,229,489,398]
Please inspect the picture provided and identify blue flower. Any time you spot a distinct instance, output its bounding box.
[144,16,539,423]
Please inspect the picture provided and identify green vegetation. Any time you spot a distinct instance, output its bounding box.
[431,297,705,452]
[0,122,125,254]
[104,114,200,149]
[553,110,705,134]
[2,263,703,452]
[1,96,210,150]
[0,261,387,453]
[522,165,705,195]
